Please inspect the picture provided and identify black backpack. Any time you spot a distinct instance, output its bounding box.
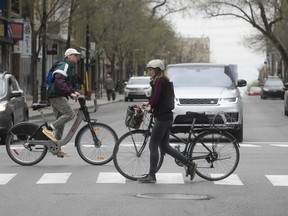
[166,80,175,110]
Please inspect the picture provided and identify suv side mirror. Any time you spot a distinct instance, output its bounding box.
[11,90,22,98]
[237,79,247,87]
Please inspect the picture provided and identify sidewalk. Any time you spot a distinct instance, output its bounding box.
[27,92,122,120]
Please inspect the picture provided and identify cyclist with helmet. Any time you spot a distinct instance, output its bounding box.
[42,48,81,157]
[138,59,197,183]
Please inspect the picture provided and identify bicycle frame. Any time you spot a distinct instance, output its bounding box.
[14,96,99,155]
[128,110,233,163]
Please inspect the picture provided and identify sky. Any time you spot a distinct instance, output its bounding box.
[169,15,266,85]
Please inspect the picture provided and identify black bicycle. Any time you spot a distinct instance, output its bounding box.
[6,95,118,166]
[113,106,240,181]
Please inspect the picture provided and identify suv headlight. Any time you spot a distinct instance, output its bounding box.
[0,101,8,112]
[219,97,238,104]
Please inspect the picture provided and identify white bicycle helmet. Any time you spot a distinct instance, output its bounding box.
[146,59,165,71]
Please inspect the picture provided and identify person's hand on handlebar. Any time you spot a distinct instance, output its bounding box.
[70,91,81,101]
[141,101,151,112]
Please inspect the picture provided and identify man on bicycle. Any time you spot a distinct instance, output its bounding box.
[138,59,197,183]
[42,48,81,157]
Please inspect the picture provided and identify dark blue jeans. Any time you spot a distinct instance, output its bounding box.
[149,118,188,175]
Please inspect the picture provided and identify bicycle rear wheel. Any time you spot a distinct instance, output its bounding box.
[6,122,48,166]
[113,130,164,181]
[189,130,240,181]
[76,122,118,165]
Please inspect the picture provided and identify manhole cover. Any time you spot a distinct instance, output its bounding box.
[136,193,212,200]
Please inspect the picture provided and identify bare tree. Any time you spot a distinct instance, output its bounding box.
[194,0,288,81]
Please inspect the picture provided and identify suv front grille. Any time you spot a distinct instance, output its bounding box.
[171,112,239,133]
[179,98,219,105]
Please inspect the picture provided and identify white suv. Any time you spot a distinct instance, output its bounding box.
[124,76,152,102]
[167,63,247,142]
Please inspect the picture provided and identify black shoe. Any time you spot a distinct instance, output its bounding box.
[186,162,197,181]
[138,174,156,183]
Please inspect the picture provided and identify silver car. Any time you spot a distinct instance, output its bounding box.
[167,63,246,142]
[0,71,29,144]
[124,76,152,102]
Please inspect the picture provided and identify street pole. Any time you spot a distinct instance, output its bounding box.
[85,9,90,100]
[40,0,47,103]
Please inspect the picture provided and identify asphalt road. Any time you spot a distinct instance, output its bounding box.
[0,95,288,216]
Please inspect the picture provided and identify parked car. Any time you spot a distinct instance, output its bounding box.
[166,63,246,142]
[248,86,261,96]
[260,77,284,99]
[124,76,152,102]
[0,71,29,144]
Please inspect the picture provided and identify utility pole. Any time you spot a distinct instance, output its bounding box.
[85,9,91,100]
[40,0,47,103]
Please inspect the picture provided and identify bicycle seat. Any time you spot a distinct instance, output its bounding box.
[185,111,206,118]
[32,103,50,111]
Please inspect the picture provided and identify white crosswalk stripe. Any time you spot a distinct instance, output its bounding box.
[270,144,288,148]
[97,172,126,183]
[266,175,288,186]
[156,173,185,184]
[240,144,261,148]
[0,174,17,185]
[36,173,71,184]
[212,174,244,185]
[1,172,288,186]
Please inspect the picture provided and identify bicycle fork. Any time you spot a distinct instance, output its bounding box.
[88,120,102,147]
[130,130,149,157]
[82,107,101,148]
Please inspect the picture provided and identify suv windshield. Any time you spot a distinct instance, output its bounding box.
[168,66,234,88]
[0,79,5,97]
[264,79,284,87]
[128,78,150,85]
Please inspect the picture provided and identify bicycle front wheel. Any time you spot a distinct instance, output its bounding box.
[76,122,118,165]
[189,130,240,181]
[113,130,164,181]
[6,122,48,166]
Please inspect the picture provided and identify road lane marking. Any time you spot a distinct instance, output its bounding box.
[156,173,184,184]
[96,172,185,184]
[212,174,244,185]
[240,144,261,147]
[36,173,71,184]
[266,175,288,186]
[270,144,288,148]
[0,174,17,185]
[97,172,126,183]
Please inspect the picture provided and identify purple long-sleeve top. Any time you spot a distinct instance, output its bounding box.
[149,77,173,120]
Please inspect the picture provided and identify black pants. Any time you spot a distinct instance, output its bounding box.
[149,118,188,175]
[106,89,113,101]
